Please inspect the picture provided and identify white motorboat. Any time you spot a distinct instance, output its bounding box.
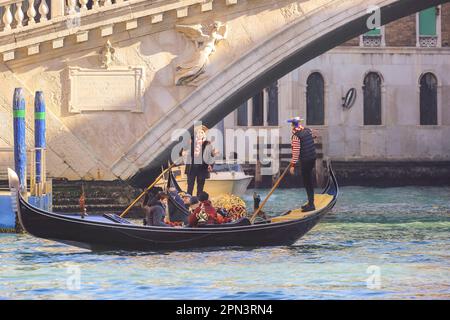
[157,161,253,197]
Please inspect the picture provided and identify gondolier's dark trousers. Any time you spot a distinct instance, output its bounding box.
[301,159,316,205]
[187,165,208,196]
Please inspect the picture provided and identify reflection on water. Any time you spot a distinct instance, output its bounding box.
[0,186,449,300]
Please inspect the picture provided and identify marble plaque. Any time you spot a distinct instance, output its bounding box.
[67,67,145,113]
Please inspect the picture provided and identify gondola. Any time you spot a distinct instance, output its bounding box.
[8,164,339,251]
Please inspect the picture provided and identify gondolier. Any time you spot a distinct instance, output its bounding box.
[288,117,317,212]
[185,125,216,196]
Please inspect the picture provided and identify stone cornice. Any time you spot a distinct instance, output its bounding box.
[0,0,236,61]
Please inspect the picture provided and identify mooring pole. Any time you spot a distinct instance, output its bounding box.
[13,88,27,196]
[34,91,46,190]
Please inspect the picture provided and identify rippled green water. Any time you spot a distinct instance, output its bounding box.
[0,186,449,300]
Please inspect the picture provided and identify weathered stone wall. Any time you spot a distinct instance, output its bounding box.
[1,0,448,184]
[331,161,450,186]
[1,0,310,180]
[0,0,342,180]
[242,160,450,187]
[224,3,450,169]
[224,47,450,163]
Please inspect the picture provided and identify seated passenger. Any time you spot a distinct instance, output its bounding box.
[180,192,192,210]
[145,192,171,227]
[188,192,224,227]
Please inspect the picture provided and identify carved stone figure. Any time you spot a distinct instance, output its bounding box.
[175,22,228,86]
[100,40,115,69]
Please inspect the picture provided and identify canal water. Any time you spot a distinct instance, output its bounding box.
[0,186,449,300]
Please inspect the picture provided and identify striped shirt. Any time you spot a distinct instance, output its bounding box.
[291,127,303,166]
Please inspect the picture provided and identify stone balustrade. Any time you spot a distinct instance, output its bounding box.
[0,0,139,33]
[0,0,235,61]
[0,0,50,31]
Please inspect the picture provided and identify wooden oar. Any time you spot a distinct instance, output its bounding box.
[120,161,179,218]
[249,165,291,224]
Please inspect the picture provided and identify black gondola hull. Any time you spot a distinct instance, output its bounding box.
[15,165,339,251]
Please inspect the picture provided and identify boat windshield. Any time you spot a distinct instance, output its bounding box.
[213,162,243,172]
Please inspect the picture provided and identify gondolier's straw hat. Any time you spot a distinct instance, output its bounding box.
[287,117,304,127]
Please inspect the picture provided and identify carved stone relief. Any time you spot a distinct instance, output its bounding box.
[175,21,228,86]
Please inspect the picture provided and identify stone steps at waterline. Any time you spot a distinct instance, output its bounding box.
[51,180,143,216]
[0,181,142,216]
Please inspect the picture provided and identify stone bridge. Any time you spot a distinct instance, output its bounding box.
[0,0,448,187]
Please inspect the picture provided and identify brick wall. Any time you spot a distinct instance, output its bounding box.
[385,14,417,47]
[341,37,359,46]
[441,3,450,47]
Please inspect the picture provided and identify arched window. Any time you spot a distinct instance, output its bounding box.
[363,72,382,125]
[420,73,438,125]
[306,72,325,125]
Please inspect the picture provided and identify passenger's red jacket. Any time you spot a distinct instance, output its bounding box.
[189,200,224,227]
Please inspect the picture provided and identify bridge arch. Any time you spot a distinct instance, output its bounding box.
[118,0,449,187]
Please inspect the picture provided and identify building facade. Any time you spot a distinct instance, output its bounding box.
[1,1,449,187]
[222,5,450,179]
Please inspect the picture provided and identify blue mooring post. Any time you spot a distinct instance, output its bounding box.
[34,91,46,185]
[13,88,27,194]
